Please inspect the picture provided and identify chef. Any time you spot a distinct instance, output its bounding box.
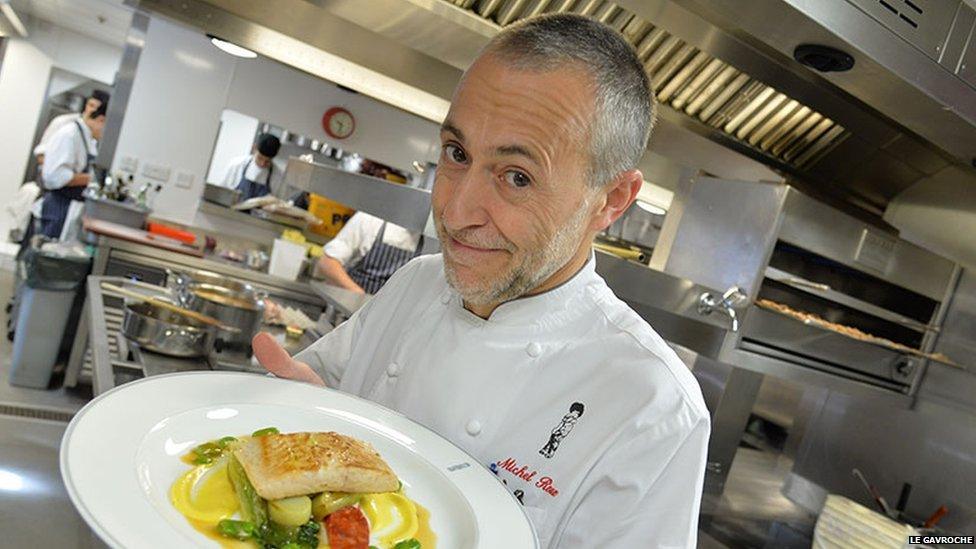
[313,211,424,294]
[254,13,709,548]
[33,90,110,165]
[39,98,108,239]
[219,133,281,200]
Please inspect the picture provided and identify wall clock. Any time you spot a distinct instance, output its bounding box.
[323,107,355,139]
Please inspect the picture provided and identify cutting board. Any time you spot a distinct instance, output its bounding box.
[83,217,205,257]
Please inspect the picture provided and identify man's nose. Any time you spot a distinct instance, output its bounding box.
[441,166,492,229]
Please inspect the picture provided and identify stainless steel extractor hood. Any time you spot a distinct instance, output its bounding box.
[139,0,976,218]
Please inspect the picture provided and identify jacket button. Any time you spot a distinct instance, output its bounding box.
[526,342,542,357]
[465,420,482,436]
[440,293,451,305]
[386,362,400,377]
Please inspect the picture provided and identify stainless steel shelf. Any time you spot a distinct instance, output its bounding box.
[763,266,936,333]
[284,159,432,234]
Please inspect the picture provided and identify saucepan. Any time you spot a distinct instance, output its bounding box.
[121,299,216,357]
[171,270,266,356]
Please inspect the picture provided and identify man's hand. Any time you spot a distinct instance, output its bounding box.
[252,332,325,386]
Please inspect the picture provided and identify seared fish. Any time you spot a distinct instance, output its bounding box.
[233,432,399,500]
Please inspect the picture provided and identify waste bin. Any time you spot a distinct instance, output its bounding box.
[9,248,91,388]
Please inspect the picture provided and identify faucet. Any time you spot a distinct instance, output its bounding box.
[698,286,748,332]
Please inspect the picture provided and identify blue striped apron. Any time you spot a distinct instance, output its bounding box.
[40,121,91,238]
[235,158,273,200]
[348,222,424,294]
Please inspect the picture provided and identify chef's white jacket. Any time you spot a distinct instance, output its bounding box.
[296,253,710,548]
[40,120,95,190]
[33,112,81,156]
[323,212,422,268]
[217,154,283,195]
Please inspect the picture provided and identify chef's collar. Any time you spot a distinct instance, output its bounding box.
[445,251,598,329]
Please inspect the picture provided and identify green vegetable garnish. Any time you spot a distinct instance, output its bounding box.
[217,519,257,540]
[260,519,320,548]
[228,455,268,527]
[252,427,280,437]
[394,539,422,549]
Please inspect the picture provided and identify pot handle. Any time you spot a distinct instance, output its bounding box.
[167,268,194,306]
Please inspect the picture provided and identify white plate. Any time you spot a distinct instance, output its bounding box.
[60,372,538,549]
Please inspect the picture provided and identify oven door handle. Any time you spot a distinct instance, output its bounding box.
[786,277,832,292]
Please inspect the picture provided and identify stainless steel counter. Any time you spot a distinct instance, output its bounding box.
[81,276,308,395]
[91,234,323,304]
[65,236,326,391]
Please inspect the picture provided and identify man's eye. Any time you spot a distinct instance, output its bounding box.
[503,170,531,188]
[443,144,467,164]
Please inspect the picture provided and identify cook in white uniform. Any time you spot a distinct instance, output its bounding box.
[314,212,424,294]
[33,90,109,163]
[253,14,709,548]
[218,133,282,201]
[38,99,109,239]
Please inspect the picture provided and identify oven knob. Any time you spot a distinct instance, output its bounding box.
[893,357,916,379]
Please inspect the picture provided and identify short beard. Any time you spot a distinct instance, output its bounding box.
[440,196,593,307]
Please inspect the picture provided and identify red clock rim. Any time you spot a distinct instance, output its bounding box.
[323,107,355,139]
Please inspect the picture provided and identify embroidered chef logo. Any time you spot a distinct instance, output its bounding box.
[539,402,584,459]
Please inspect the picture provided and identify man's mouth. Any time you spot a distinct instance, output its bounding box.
[450,237,496,253]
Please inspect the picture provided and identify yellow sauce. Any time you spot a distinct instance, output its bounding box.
[170,459,239,524]
[172,445,436,549]
[413,504,437,549]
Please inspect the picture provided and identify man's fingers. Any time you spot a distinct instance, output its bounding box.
[252,332,325,386]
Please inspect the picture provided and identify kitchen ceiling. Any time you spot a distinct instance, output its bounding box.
[137,0,976,221]
[10,0,133,47]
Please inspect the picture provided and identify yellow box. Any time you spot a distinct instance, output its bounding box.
[307,193,355,238]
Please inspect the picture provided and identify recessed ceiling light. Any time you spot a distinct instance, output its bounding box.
[0,2,28,38]
[635,199,667,216]
[208,35,257,59]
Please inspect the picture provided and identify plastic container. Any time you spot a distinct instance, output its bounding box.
[147,222,197,244]
[269,238,307,281]
[9,248,91,388]
[306,193,355,237]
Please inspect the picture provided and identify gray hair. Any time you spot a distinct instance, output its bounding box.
[483,13,656,188]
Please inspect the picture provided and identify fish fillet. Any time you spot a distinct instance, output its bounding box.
[233,432,398,500]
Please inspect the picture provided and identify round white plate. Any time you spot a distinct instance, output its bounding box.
[61,372,538,549]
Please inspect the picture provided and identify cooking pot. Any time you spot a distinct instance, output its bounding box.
[172,270,265,356]
[121,300,215,357]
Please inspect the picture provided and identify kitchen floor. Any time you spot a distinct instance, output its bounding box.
[0,261,104,548]
[699,449,816,548]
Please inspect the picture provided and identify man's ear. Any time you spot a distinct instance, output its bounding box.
[590,169,642,232]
